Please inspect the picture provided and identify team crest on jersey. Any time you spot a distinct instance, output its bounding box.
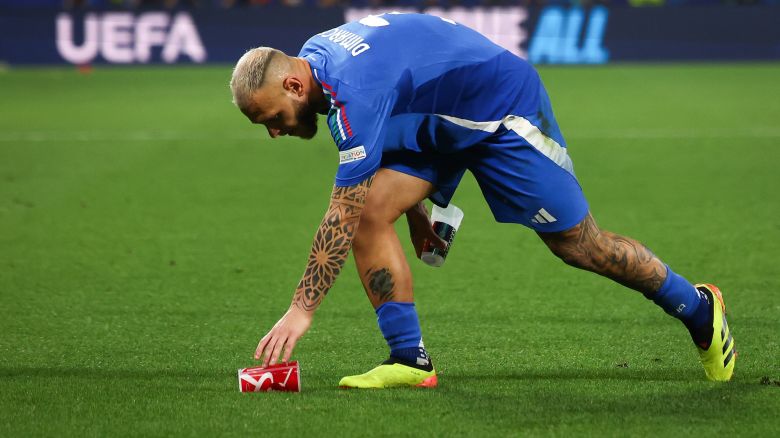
[339,146,366,164]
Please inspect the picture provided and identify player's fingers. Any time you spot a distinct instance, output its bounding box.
[255,334,271,360]
[269,335,287,365]
[261,336,280,367]
[425,227,448,250]
[281,337,298,363]
[413,235,428,258]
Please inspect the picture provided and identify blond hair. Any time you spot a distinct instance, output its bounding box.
[230,47,287,110]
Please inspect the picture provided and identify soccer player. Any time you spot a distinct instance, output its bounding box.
[229,13,735,387]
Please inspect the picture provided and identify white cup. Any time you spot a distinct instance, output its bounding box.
[421,204,464,267]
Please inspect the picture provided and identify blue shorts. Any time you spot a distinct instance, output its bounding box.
[380,124,589,233]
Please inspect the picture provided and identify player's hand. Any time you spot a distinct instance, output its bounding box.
[255,305,313,367]
[406,202,447,258]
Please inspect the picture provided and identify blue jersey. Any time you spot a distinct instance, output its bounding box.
[298,13,566,187]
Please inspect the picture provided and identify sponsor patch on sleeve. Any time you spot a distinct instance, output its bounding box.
[339,145,367,164]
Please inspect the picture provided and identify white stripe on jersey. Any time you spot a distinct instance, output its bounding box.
[436,113,573,174]
[503,116,573,174]
[334,106,347,140]
[437,115,503,133]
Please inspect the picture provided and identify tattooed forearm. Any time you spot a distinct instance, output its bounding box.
[292,175,374,312]
[539,213,667,295]
[366,267,395,303]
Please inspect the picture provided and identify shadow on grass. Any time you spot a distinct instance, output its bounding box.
[433,369,772,430]
[0,365,342,395]
[443,365,778,386]
[0,366,225,380]
[2,366,771,398]
[445,368,697,382]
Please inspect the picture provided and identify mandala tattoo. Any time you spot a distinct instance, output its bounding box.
[292,176,374,312]
[366,267,395,303]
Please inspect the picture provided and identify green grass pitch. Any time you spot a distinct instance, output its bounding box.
[1,63,779,436]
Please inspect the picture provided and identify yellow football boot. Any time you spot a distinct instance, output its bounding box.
[339,362,438,389]
[695,284,736,382]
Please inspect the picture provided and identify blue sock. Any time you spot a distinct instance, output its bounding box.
[651,265,711,331]
[376,302,431,369]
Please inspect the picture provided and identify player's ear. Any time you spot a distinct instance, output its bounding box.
[282,76,305,97]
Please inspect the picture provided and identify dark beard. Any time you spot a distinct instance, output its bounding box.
[295,102,319,139]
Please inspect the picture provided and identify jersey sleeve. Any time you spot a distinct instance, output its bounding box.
[321,81,397,187]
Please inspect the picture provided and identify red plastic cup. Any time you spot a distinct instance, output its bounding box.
[238,361,300,392]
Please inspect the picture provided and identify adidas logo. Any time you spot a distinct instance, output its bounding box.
[530,208,557,224]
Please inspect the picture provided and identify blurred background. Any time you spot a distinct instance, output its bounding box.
[1,0,779,65]
[2,1,780,436]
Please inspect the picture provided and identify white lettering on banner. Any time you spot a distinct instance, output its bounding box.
[528,6,609,64]
[344,7,529,59]
[101,13,134,63]
[55,12,206,64]
[135,13,168,63]
[56,14,98,64]
[162,13,206,63]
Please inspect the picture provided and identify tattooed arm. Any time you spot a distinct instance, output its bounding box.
[292,176,373,311]
[254,175,374,366]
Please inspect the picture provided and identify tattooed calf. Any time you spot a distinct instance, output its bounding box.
[366,267,395,303]
[539,213,667,295]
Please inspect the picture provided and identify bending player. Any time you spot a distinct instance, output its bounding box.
[229,13,735,387]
